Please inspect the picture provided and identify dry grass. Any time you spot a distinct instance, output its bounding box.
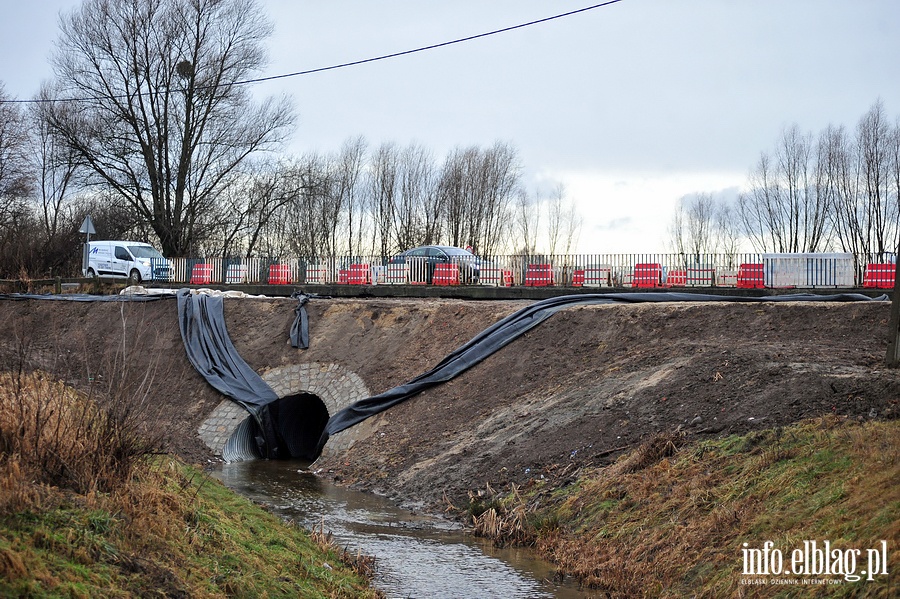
[467,419,899,598]
[0,369,380,597]
[0,369,159,510]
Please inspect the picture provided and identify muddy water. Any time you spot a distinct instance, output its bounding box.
[214,460,592,598]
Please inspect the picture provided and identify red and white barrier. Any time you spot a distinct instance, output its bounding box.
[633,263,663,288]
[571,269,585,287]
[686,267,716,287]
[347,263,371,285]
[479,266,513,287]
[268,264,292,285]
[863,263,895,289]
[433,263,460,285]
[524,264,554,287]
[305,264,327,284]
[737,263,764,289]
[666,269,686,287]
[717,270,737,287]
[190,263,213,285]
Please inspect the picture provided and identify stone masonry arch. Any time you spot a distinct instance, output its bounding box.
[198,362,373,461]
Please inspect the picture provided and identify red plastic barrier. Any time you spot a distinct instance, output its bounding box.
[190,263,213,285]
[863,263,895,289]
[737,263,764,289]
[268,264,293,285]
[337,269,349,284]
[632,263,663,288]
[432,263,460,285]
[572,269,585,287]
[524,264,554,287]
[667,269,686,287]
[348,263,371,285]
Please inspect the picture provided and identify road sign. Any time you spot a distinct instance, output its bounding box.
[79,216,96,235]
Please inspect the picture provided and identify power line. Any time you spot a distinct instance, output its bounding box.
[239,0,624,85]
[1,0,624,104]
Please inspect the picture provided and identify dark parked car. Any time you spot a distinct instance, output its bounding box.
[389,245,479,284]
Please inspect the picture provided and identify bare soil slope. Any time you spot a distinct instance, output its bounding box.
[1,295,897,509]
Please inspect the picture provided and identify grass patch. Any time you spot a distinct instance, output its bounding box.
[470,417,898,598]
[0,370,379,598]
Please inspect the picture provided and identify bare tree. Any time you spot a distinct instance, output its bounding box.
[439,142,519,255]
[28,85,82,246]
[205,162,296,258]
[561,197,583,256]
[392,143,435,251]
[818,124,862,255]
[546,183,565,256]
[514,188,540,255]
[335,136,367,257]
[738,125,829,252]
[670,192,717,256]
[438,147,470,250]
[46,0,293,257]
[712,197,743,266]
[475,142,518,256]
[886,114,900,367]
[368,143,399,258]
[0,84,31,231]
[857,100,897,259]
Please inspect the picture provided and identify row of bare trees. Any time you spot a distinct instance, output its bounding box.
[670,101,900,260]
[0,0,582,278]
[195,138,579,261]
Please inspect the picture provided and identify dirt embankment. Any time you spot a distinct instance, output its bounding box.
[311,299,900,511]
[1,295,898,510]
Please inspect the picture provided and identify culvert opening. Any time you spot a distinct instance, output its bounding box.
[222,393,330,462]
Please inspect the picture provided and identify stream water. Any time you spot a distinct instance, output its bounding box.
[213,460,593,598]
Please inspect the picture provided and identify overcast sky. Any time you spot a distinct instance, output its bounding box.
[1,0,898,253]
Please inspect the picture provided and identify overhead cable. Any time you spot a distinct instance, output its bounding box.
[1,0,624,104]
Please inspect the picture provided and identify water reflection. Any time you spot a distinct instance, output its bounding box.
[214,460,591,598]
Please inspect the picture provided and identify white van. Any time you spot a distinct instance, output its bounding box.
[84,241,172,283]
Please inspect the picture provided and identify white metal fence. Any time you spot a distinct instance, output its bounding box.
[152,252,893,289]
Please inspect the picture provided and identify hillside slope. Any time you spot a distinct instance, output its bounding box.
[0,295,897,509]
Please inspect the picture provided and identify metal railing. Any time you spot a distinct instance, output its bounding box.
[151,252,894,289]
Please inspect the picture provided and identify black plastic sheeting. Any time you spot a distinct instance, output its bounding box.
[0,292,173,302]
[312,291,888,457]
[290,292,310,349]
[176,289,311,458]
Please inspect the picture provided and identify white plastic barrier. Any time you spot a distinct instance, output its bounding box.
[305,264,328,284]
[762,253,854,288]
[583,264,613,287]
[384,263,409,284]
[407,257,429,284]
[717,269,738,287]
[225,263,249,284]
[686,267,716,287]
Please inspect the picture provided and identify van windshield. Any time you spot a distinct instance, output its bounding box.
[128,246,164,259]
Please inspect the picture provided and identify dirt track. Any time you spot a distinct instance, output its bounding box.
[1,294,898,510]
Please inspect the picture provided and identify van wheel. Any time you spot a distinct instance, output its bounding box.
[128,269,141,285]
[86,268,96,278]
